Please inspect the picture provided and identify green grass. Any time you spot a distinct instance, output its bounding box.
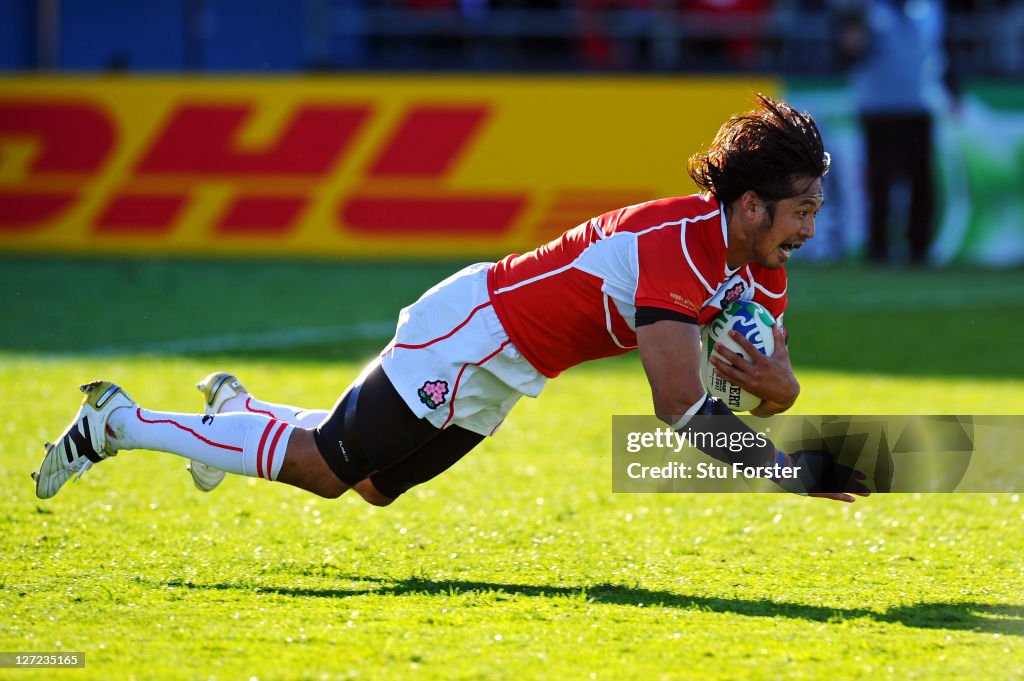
[1,257,1023,680]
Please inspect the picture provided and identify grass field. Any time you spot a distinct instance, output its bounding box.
[2,256,1023,680]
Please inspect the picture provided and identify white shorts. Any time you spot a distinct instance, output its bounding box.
[379,262,547,436]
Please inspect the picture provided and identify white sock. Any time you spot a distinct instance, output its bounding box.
[220,394,326,428]
[106,407,294,481]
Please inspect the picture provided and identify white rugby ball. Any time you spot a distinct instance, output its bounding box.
[700,300,776,412]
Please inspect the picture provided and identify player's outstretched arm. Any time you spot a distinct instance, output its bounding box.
[710,325,800,416]
[636,319,708,421]
[637,322,868,503]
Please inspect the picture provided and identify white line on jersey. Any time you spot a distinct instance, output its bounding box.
[494,208,721,296]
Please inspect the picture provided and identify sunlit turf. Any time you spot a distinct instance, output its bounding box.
[2,257,1024,679]
[2,355,1023,680]
[797,370,1024,415]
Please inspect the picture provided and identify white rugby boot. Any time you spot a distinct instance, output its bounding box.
[188,372,247,492]
[33,381,135,499]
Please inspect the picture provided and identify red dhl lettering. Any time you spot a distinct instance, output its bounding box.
[0,191,79,230]
[126,102,525,237]
[0,101,114,229]
[0,101,114,173]
[342,194,526,235]
[95,193,186,234]
[135,104,372,176]
[0,94,650,245]
[367,105,488,178]
[218,196,307,235]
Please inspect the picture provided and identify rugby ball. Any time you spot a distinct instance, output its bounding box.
[700,300,776,412]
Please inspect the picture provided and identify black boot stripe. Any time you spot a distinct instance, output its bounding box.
[64,435,75,464]
[67,418,103,464]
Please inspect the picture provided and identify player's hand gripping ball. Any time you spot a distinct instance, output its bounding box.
[700,300,776,412]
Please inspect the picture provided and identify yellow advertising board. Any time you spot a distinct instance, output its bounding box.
[0,76,777,258]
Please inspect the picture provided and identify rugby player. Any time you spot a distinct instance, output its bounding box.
[33,94,868,505]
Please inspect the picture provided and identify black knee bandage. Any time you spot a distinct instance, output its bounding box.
[312,385,375,486]
[369,426,484,499]
[312,364,442,489]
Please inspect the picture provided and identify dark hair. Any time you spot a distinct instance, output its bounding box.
[687,93,830,205]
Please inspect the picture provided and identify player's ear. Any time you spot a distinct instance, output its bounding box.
[738,190,762,219]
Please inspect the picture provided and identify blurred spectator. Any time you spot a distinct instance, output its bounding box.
[492,0,574,70]
[1000,2,1024,74]
[577,0,654,70]
[104,52,131,73]
[838,0,953,265]
[684,0,771,70]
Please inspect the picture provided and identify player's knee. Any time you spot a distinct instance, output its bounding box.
[354,479,396,507]
[360,488,396,507]
[318,486,345,500]
[314,478,346,499]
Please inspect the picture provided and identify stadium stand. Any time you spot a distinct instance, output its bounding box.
[1,0,1022,77]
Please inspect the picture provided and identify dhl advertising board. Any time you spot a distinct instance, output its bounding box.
[0,77,776,258]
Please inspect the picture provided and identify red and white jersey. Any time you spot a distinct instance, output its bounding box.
[487,194,788,378]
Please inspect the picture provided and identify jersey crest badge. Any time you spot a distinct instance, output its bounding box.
[721,281,745,308]
[418,380,449,410]
[707,275,751,311]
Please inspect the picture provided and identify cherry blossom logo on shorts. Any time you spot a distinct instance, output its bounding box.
[418,380,449,410]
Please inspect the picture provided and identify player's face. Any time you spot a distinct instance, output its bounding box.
[753,176,823,269]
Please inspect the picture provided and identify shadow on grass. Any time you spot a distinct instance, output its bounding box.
[164,576,1024,636]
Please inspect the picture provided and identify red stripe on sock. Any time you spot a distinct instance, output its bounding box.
[245,397,276,418]
[255,419,277,479]
[264,421,288,480]
[135,408,244,452]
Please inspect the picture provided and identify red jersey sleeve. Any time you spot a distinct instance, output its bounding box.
[635,216,724,319]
